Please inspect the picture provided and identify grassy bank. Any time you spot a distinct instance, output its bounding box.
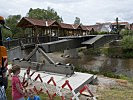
[97,83,133,100]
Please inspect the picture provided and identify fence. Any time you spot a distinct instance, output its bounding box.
[3,36,58,49]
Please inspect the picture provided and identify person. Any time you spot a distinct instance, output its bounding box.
[6,37,11,41]
[0,85,6,100]
[27,89,40,100]
[0,67,7,100]
[9,64,25,100]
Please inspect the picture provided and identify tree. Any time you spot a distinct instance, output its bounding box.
[120,29,133,37]
[74,17,80,25]
[121,36,133,50]
[27,7,63,23]
[2,15,23,39]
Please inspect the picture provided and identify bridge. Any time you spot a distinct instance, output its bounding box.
[7,34,118,75]
[5,34,118,51]
[41,34,118,53]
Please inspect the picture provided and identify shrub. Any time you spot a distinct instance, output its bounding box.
[121,36,133,49]
[82,48,101,56]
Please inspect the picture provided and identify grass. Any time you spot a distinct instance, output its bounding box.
[97,83,133,100]
[6,80,61,100]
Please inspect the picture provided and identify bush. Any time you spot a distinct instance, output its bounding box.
[120,36,133,58]
[123,49,133,58]
[120,29,133,37]
[101,47,123,58]
[121,36,133,49]
[98,31,108,35]
[82,48,101,56]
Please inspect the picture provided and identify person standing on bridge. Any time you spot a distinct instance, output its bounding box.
[9,65,25,100]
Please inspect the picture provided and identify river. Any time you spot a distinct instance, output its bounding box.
[63,54,133,78]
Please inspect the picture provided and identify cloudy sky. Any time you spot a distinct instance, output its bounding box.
[0,0,133,25]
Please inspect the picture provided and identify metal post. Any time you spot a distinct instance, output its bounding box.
[116,17,119,35]
[0,26,3,46]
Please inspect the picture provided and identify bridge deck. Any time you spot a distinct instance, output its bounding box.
[81,34,118,48]
[59,35,96,39]
[82,35,104,45]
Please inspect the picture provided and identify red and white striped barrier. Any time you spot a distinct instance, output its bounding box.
[47,77,57,99]
[79,84,94,97]
[22,67,36,88]
[21,67,96,100]
[61,80,80,100]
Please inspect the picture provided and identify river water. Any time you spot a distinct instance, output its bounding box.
[63,54,133,78]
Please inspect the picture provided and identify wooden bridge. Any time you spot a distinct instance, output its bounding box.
[4,34,118,51]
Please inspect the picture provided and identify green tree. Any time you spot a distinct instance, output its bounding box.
[3,15,23,38]
[74,17,80,25]
[27,7,63,23]
[120,29,133,37]
[121,36,133,50]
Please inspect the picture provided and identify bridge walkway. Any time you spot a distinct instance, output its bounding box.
[81,34,118,48]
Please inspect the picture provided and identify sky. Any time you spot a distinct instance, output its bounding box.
[0,0,133,25]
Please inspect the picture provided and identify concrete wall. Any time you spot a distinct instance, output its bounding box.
[7,46,36,62]
[7,46,21,62]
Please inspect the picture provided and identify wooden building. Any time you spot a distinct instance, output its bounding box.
[17,17,98,37]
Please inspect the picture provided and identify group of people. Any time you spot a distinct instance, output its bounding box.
[0,64,41,100]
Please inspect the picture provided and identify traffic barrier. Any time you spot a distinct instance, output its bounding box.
[22,67,36,88]
[47,77,61,100]
[33,86,43,95]
[22,67,95,100]
[79,84,94,97]
[24,68,43,94]
[61,80,80,100]
[34,74,52,100]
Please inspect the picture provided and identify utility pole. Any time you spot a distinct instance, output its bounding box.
[116,17,119,35]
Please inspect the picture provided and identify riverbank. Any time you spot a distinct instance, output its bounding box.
[6,75,133,100]
[46,51,133,99]
[47,51,133,78]
[96,75,133,100]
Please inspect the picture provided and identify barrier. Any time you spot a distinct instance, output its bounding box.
[22,67,36,88]
[79,84,94,97]
[47,77,57,99]
[61,80,80,100]
[21,67,95,100]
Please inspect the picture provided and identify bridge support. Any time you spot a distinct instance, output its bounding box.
[64,48,79,58]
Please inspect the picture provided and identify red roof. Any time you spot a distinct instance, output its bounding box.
[81,25,102,31]
[112,22,129,25]
[72,24,80,29]
[81,26,89,31]
[60,23,74,29]
[17,17,103,31]
[17,17,58,27]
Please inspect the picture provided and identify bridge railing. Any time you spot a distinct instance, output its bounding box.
[3,36,58,49]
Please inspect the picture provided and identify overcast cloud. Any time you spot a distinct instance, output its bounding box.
[0,0,133,25]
